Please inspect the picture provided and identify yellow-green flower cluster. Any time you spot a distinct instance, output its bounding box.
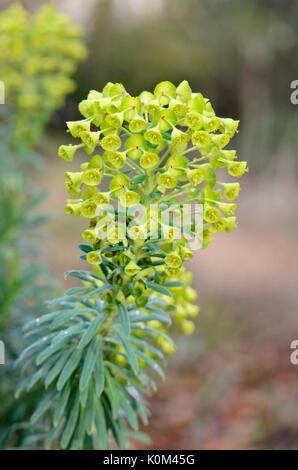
[59,80,245,337]
[59,80,245,252]
[0,4,87,148]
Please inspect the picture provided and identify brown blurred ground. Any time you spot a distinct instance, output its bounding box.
[38,139,298,450]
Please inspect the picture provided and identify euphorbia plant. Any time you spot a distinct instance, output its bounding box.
[20,80,246,449]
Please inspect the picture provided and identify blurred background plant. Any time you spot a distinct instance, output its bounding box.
[0,3,87,448]
[1,0,298,449]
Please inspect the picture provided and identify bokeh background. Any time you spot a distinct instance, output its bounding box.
[1,0,298,449]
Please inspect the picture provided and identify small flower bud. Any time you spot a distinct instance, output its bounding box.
[167,155,188,178]
[129,116,147,133]
[107,151,126,169]
[144,127,163,146]
[64,202,81,217]
[181,247,193,260]
[86,251,102,265]
[119,190,141,208]
[203,116,220,133]
[100,135,121,151]
[125,134,147,160]
[219,118,239,137]
[107,226,126,244]
[157,172,177,189]
[181,319,195,335]
[186,304,200,318]
[219,182,240,201]
[80,200,97,218]
[58,144,78,161]
[158,109,177,132]
[161,340,175,355]
[227,161,247,178]
[89,154,103,169]
[192,130,211,147]
[124,261,141,277]
[176,80,192,103]
[105,112,123,129]
[184,112,203,130]
[66,119,90,138]
[154,81,176,106]
[140,152,160,170]
[110,174,129,197]
[170,128,190,152]
[211,133,230,149]
[136,294,148,307]
[217,202,237,216]
[80,131,100,153]
[81,168,102,186]
[165,252,182,269]
[209,219,226,233]
[224,216,237,232]
[204,205,221,223]
[187,167,206,186]
[81,228,97,243]
[121,96,141,120]
[92,192,110,205]
[127,225,147,240]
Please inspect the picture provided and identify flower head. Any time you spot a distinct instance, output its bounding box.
[165,252,182,269]
[140,152,160,170]
[86,251,102,265]
[219,182,240,201]
[81,168,102,186]
[157,172,177,189]
[101,135,121,151]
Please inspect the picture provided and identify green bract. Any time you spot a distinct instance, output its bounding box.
[20,80,245,450]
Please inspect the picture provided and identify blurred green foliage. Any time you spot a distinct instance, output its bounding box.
[0,3,87,150]
[0,3,87,448]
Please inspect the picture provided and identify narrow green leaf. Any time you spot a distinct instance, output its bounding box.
[79,380,89,407]
[57,347,83,391]
[94,337,104,397]
[45,349,72,389]
[131,174,146,184]
[78,313,105,350]
[84,385,95,435]
[164,280,184,287]
[131,324,175,345]
[65,286,93,296]
[78,244,93,253]
[146,281,172,297]
[30,388,56,424]
[135,349,165,379]
[36,342,64,366]
[119,393,138,431]
[83,284,110,300]
[94,400,108,450]
[104,369,120,420]
[70,408,85,450]
[80,337,100,391]
[113,327,139,375]
[53,381,72,427]
[128,430,152,445]
[117,303,130,336]
[61,390,80,449]
[27,360,52,391]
